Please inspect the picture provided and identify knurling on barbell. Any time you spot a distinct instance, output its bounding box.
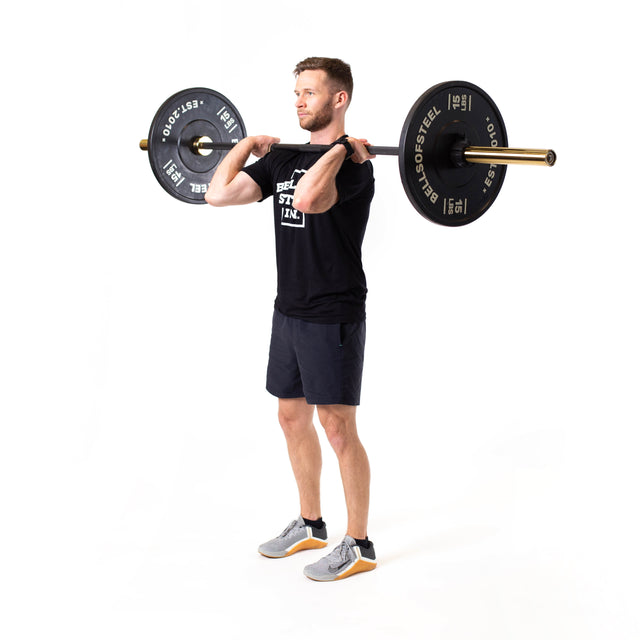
[140,81,556,226]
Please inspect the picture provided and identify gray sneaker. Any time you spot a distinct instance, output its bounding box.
[258,516,328,558]
[303,535,377,581]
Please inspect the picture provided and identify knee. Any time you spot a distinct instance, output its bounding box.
[318,411,353,455]
[278,407,311,439]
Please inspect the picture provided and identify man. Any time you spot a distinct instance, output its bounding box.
[205,57,376,581]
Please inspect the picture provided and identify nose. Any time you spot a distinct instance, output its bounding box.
[295,94,305,109]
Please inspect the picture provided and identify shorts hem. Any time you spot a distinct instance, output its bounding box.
[266,386,304,400]
[311,399,360,407]
[267,387,360,406]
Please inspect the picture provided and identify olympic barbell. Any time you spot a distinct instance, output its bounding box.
[140,81,556,226]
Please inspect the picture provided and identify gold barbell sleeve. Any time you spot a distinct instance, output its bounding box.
[463,147,556,166]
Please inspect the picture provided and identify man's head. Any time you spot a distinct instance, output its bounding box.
[293,57,353,103]
[293,57,353,133]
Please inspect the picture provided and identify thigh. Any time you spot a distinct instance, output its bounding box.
[266,310,304,399]
[297,319,366,406]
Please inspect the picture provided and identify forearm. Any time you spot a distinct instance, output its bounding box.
[205,135,278,206]
[292,144,347,214]
[205,137,256,205]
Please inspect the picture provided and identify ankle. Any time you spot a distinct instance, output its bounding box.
[303,516,326,529]
[353,536,371,549]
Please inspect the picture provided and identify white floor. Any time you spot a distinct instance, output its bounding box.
[7,390,638,640]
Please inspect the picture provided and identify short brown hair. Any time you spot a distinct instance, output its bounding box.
[293,57,354,102]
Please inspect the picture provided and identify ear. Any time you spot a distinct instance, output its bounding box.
[334,90,350,109]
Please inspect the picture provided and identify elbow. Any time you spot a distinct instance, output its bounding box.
[292,181,320,213]
[293,186,336,214]
[292,194,313,214]
[293,192,330,214]
[205,189,226,207]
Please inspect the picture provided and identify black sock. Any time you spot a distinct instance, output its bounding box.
[303,517,325,530]
[354,537,371,549]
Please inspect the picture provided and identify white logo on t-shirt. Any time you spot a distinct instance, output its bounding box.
[276,169,306,228]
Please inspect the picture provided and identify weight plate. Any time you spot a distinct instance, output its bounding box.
[147,87,246,204]
[398,81,508,226]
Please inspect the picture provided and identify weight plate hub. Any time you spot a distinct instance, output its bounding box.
[146,88,246,204]
[398,81,508,226]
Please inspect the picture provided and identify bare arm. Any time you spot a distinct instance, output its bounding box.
[205,135,280,207]
[292,138,374,214]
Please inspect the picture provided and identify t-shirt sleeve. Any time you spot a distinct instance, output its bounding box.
[335,159,375,205]
[241,155,273,201]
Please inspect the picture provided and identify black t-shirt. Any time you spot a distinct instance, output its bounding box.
[242,146,374,323]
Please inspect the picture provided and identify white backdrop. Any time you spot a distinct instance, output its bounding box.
[2,1,638,638]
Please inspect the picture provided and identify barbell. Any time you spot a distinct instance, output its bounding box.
[140,81,556,226]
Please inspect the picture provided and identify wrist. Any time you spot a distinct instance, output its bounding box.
[331,136,354,159]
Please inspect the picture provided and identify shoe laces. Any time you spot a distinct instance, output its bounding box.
[279,519,301,539]
[327,538,353,569]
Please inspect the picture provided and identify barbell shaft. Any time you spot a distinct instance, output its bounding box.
[191,139,400,156]
[273,143,401,156]
[192,138,556,167]
[139,137,555,167]
[138,138,397,155]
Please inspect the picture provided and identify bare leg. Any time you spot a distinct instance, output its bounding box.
[278,398,322,520]
[316,404,370,540]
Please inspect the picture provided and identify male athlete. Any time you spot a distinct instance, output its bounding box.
[205,57,376,581]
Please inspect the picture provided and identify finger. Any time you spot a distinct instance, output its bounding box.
[267,138,281,153]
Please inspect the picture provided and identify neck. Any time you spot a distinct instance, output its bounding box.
[309,121,346,145]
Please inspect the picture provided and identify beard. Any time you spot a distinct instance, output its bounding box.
[298,100,334,132]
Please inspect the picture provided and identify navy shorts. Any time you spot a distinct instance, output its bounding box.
[266,309,366,406]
